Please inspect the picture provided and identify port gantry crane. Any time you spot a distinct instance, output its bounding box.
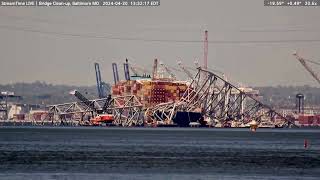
[94,63,110,98]
[293,52,320,85]
[112,63,120,85]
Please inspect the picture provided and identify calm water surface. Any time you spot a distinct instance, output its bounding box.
[0,127,319,179]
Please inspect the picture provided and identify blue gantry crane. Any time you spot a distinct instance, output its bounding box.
[94,62,109,98]
[112,63,120,85]
[123,59,131,81]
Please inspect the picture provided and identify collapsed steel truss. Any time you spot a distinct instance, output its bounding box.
[43,95,143,126]
[146,68,295,127]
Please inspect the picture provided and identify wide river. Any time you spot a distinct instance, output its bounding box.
[0,127,319,179]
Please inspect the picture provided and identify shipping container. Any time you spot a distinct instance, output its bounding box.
[112,80,188,108]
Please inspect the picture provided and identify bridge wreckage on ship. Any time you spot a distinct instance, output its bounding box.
[42,66,294,128]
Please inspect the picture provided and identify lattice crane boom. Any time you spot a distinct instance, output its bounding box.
[160,61,177,80]
[70,90,96,111]
[130,66,139,76]
[293,52,320,85]
[177,60,194,80]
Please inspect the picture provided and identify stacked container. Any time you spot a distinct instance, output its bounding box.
[112,79,188,109]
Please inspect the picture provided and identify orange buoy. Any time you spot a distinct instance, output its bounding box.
[249,120,258,132]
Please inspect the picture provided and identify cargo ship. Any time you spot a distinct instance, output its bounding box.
[112,77,188,109]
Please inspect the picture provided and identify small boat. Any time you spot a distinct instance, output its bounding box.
[90,114,114,126]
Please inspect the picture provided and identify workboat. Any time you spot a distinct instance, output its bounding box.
[90,114,114,126]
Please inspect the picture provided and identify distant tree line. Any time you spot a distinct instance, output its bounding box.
[0,81,110,105]
[255,85,320,108]
[1,82,320,109]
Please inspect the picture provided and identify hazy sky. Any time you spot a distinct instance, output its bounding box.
[0,0,320,87]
